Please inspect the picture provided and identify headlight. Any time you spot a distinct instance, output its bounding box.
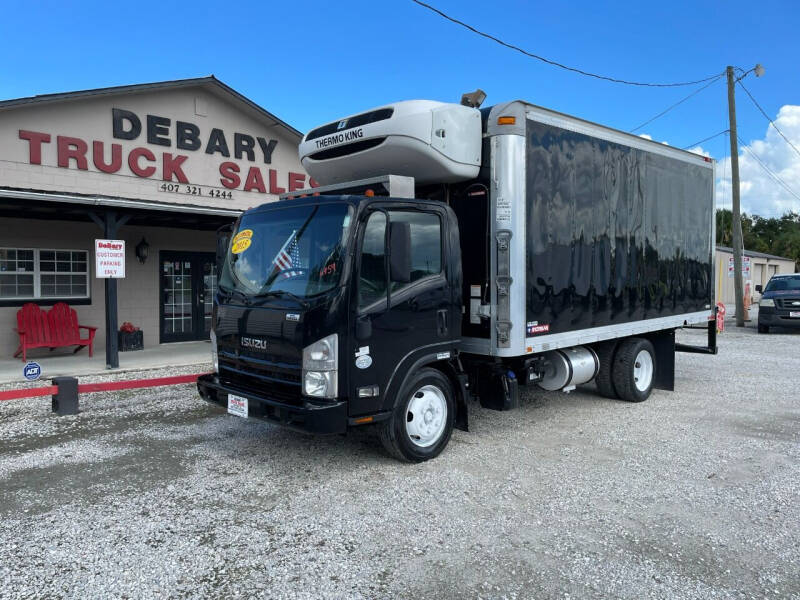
[302,334,338,398]
[210,329,219,373]
[759,298,775,307]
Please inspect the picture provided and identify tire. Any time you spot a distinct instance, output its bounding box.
[611,337,656,403]
[378,368,455,462]
[593,341,619,399]
[758,324,769,334]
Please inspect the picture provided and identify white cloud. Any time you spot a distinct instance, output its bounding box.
[639,132,671,146]
[687,145,711,158]
[715,105,800,217]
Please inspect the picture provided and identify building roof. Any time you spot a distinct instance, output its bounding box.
[716,246,794,262]
[0,76,302,140]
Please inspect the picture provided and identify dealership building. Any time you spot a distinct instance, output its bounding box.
[0,77,313,367]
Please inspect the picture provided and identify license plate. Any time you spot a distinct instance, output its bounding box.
[227,393,248,418]
[790,311,800,318]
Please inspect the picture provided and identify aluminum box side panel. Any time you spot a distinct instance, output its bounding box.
[524,118,714,342]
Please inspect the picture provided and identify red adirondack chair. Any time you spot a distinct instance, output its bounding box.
[14,302,97,362]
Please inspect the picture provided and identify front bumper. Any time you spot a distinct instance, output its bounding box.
[758,308,800,329]
[197,373,348,434]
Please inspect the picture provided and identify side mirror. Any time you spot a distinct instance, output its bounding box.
[355,316,372,341]
[389,221,411,283]
[755,284,762,293]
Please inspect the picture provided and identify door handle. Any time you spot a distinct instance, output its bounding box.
[437,309,448,336]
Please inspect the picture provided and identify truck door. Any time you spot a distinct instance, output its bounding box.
[348,206,453,416]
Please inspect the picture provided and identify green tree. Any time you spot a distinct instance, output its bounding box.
[715,209,800,270]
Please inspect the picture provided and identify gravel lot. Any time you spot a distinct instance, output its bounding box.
[1,324,798,599]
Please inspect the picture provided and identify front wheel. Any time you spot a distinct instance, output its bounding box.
[379,368,455,462]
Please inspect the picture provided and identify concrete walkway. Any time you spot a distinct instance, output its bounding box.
[0,340,211,384]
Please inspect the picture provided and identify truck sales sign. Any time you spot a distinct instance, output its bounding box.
[0,84,314,212]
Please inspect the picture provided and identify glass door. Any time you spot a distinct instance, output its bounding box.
[160,251,217,343]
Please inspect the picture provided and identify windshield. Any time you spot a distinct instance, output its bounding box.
[220,203,353,299]
[765,275,800,292]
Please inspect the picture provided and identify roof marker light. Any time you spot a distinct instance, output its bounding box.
[497,116,516,125]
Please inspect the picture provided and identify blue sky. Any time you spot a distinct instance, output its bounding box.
[2,0,798,216]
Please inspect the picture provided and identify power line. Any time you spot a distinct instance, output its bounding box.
[737,79,800,160]
[682,129,729,150]
[410,0,723,88]
[631,75,724,132]
[737,134,800,203]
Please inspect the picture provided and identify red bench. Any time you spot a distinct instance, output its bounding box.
[13,302,97,362]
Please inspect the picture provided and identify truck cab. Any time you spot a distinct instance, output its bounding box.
[757,273,800,333]
[197,193,466,461]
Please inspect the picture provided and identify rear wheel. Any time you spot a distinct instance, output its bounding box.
[593,341,619,399]
[758,324,769,334]
[611,337,656,403]
[379,368,455,462]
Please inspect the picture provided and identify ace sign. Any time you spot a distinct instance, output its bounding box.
[95,239,126,278]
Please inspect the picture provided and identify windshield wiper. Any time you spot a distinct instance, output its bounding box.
[218,284,251,306]
[252,289,309,308]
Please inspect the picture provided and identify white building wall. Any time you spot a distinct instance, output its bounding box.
[0,85,308,212]
[0,216,215,358]
[714,248,796,310]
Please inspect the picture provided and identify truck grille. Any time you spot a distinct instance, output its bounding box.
[776,298,800,309]
[219,364,302,406]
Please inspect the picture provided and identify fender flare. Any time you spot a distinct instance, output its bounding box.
[382,349,468,432]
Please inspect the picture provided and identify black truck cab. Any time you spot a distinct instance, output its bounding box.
[197,194,466,461]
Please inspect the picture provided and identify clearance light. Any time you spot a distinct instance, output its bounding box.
[497,116,516,125]
[364,189,375,197]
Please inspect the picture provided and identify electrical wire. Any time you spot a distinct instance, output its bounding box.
[682,129,729,150]
[737,80,800,160]
[631,75,724,132]
[737,135,800,203]
[410,0,723,88]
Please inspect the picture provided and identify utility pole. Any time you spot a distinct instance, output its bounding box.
[726,65,746,327]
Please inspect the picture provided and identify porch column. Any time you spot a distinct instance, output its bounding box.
[89,210,130,369]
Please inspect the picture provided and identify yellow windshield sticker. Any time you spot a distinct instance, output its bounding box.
[231,229,253,254]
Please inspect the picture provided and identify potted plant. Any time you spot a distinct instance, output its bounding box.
[118,321,143,351]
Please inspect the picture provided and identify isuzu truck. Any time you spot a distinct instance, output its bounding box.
[197,95,717,461]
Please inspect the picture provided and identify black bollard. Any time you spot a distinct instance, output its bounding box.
[52,376,79,415]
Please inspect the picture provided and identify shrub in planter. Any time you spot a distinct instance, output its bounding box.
[118,322,143,351]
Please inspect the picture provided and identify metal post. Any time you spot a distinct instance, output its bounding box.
[52,376,79,415]
[726,66,746,327]
[104,212,120,368]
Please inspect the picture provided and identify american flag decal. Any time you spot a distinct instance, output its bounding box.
[272,230,303,278]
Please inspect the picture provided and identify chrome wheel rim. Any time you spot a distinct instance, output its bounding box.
[633,349,654,392]
[405,385,447,448]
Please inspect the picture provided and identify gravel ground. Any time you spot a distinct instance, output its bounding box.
[1,325,798,599]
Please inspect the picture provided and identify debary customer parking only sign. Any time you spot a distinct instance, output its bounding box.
[95,239,125,278]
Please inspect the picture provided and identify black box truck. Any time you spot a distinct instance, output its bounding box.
[197,97,717,461]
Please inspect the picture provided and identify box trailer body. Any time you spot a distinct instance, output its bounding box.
[456,101,715,357]
[198,97,717,462]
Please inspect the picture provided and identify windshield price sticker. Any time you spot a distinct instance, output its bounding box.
[158,182,233,200]
[231,229,253,254]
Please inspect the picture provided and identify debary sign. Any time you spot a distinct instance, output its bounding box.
[95,239,125,278]
[16,108,318,197]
